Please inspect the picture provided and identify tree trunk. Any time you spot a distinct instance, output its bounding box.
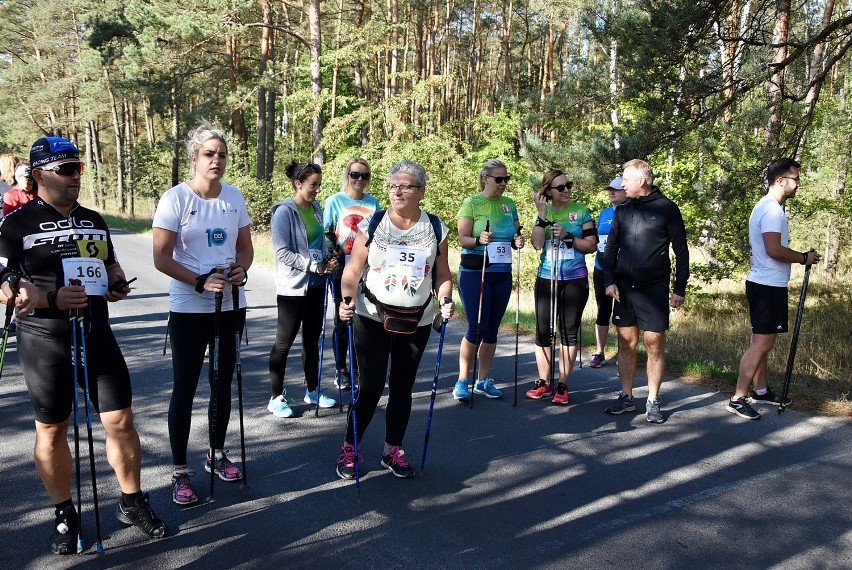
[353,0,368,145]
[794,0,837,160]
[309,0,325,164]
[256,0,272,180]
[226,34,248,167]
[123,97,134,217]
[104,68,125,213]
[89,120,105,208]
[171,85,180,188]
[763,0,791,161]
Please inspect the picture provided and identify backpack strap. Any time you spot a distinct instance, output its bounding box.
[365,209,443,256]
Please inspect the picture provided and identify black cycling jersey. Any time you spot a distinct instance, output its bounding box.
[0,198,116,336]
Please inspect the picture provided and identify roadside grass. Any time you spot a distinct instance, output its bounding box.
[101,209,851,417]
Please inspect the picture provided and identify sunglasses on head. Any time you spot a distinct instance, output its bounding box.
[348,171,371,181]
[488,175,511,184]
[549,182,573,192]
[38,162,84,177]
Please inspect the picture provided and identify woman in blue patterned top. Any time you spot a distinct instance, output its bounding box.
[526,169,598,405]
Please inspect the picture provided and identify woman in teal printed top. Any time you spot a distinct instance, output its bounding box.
[525,169,597,405]
[452,159,525,402]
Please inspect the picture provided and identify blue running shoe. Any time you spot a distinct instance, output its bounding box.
[267,394,294,418]
[304,389,336,408]
[453,380,471,402]
[474,378,502,399]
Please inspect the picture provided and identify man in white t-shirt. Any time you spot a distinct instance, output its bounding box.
[728,159,821,420]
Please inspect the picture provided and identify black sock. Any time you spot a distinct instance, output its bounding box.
[120,491,143,508]
[54,498,74,514]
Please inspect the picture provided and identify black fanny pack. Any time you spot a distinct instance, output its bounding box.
[363,285,432,334]
[459,252,491,271]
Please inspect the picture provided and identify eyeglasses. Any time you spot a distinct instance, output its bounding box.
[549,182,573,192]
[487,175,511,184]
[388,184,421,194]
[781,176,800,183]
[37,162,84,176]
[349,171,371,181]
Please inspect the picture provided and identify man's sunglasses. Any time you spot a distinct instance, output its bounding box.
[549,182,573,192]
[349,171,371,181]
[37,162,84,176]
[487,175,511,184]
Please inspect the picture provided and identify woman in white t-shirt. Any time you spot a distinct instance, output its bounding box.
[336,160,455,480]
[152,122,253,506]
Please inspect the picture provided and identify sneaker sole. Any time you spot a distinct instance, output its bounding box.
[380,459,415,478]
[267,405,294,418]
[552,399,570,406]
[727,405,761,420]
[746,397,790,407]
[646,414,665,423]
[303,399,336,408]
[473,388,502,399]
[204,464,244,482]
[336,467,356,480]
[172,495,199,506]
[526,390,553,400]
[116,507,168,538]
[453,393,470,402]
[605,406,636,415]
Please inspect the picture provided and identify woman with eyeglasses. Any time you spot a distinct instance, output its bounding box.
[153,121,253,505]
[323,158,380,388]
[267,161,339,419]
[452,159,524,403]
[526,169,597,405]
[336,160,454,480]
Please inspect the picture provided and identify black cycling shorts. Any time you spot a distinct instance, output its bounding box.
[746,280,788,334]
[612,281,670,332]
[18,325,132,424]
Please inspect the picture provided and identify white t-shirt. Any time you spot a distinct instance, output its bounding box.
[747,194,790,287]
[153,182,251,312]
[356,210,448,326]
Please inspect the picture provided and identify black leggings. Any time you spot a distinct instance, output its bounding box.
[269,285,325,396]
[345,315,431,447]
[534,276,589,347]
[168,309,245,466]
[593,267,615,326]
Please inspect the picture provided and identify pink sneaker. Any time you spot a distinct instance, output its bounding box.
[171,471,198,505]
[590,353,605,368]
[205,451,243,481]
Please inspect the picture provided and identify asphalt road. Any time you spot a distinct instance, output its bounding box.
[1,230,850,569]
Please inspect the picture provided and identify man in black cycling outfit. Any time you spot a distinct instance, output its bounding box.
[0,137,167,554]
[601,159,689,424]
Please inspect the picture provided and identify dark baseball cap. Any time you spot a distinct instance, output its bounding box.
[30,137,79,168]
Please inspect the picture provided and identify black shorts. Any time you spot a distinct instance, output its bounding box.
[612,281,670,332]
[18,325,132,424]
[746,280,788,334]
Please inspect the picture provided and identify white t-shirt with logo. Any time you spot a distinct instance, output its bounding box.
[356,210,448,326]
[153,182,251,312]
[747,194,790,287]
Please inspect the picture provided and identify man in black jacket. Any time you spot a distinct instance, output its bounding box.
[601,159,689,423]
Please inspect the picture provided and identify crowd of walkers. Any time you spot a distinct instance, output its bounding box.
[0,122,820,556]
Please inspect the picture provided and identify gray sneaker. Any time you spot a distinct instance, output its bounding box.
[605,392,636,415]
[646,399,664,423]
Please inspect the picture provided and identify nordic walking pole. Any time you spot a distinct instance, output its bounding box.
[549,225,560,393]
[780,262,812,415]
[68,300,84,554]
[0,274,20,380]
[207,284,223,502]
[421,297,450,471]
[513,227,522,407]
[69,280,103,554]
[344,296,361,502]
[329,279,345,413]
[316,276,330,417]
[162,315,170,355]
[469,220,490,409]
[231,281,248,489]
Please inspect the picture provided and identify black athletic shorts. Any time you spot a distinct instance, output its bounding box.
[18,324,132,424]
[746,280,788,334]
[611,280,670,332]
